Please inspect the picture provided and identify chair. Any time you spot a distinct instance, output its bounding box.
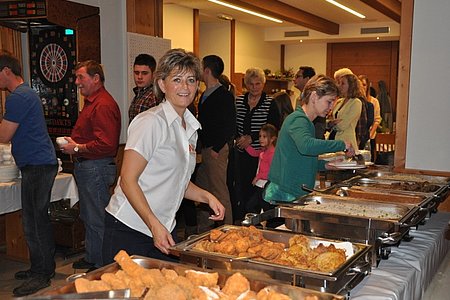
[374,133,395,165]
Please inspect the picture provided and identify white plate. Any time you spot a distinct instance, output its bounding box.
[365,162,374,166]
[329,162,366,169]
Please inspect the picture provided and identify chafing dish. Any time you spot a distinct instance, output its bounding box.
[28,255,344,300]
[340,171,450,212]
[171,225,371,295]
[243,194,424,266]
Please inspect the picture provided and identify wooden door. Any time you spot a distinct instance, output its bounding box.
[326,41,399,116]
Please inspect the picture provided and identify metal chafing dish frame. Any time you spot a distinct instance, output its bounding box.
[29,255,345,300]
[170,225,372,295]
[356,170,450,197]
[243,194,425,267]
[338,171,450,214]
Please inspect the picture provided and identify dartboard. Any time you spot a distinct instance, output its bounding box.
[29,26,78,140]
[39,43,68,83]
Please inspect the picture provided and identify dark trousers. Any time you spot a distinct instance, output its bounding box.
[102,213,179,266]
[232,148,258,222]
[20,164,58,277]
[247,186,284,229]
[74,158,116,268]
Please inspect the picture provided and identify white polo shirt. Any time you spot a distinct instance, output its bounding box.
[106,100,200,237]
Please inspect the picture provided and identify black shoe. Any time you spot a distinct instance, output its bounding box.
[72,258,95,269]
[13,276,51,297]
[15,269,55,280]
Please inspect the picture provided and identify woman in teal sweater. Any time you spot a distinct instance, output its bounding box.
[265,75,355,202]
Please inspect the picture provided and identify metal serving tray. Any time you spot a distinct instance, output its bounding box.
[342,171,450,212]
[27,255,344,300]
[170,225,372,295]
[244,194,425,266]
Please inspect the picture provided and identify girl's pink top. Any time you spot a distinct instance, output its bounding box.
[246,145,275,181]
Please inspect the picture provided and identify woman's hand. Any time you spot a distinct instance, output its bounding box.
[344,142,356,157]
[236,135,252,149]
[150,221,175,254]
[184,182,225,221]
[206,193,225,221]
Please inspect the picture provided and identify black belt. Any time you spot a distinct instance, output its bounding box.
[72,156,89,163]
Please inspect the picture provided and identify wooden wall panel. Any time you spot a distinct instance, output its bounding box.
[0,26,22,119]
[327,41,399,114]
[127,0,162,37]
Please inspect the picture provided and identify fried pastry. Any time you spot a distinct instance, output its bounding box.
[312,251,346,272]
[222,272,250,296]
[185,270,219,288]
[256,287,292,300]
[162,268,179,281]
[74,278,111,293]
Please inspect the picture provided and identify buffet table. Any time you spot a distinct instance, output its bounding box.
[0,172,78,215]
[351,211,450,300]
[0,173,79,260]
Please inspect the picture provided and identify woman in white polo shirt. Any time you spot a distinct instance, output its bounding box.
[103,49,225,264]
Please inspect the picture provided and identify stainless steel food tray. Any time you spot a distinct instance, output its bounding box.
[28,255,344,300]
[361,170,450,185]
[170,225,371,295]
[341,172,450,212]
[244,194,425,266]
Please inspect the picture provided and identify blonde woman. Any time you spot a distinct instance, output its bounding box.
[328,73,362,150]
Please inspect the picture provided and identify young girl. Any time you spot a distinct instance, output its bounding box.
[245,124,278,216]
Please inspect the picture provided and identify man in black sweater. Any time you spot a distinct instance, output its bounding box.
[195,55,236,228]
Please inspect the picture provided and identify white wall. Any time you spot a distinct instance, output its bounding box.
[234,22,279,73]
[190,18,281,77]
[72,0,128,142]
[405,0,450,172]
[264,21,400,43]
[200,21,231,76]
[163,4,194,51]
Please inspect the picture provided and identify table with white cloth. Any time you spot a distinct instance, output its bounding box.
[0,173,79,260]
[0,172,79,215]
[350,211,450,300]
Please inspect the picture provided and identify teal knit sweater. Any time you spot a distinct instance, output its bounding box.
[268,107,346,197]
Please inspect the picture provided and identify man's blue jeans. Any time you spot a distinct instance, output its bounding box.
[74,157,116,268]
[20,164,58,277]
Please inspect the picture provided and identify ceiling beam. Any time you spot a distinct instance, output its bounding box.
[224,0,339,35]
[361,0,401,23]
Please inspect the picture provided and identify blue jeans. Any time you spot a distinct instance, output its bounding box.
[20,164,58,277]
[102,213,179,266]
[74,158,116,268]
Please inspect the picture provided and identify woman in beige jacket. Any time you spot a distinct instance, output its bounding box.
[328,73,362,149]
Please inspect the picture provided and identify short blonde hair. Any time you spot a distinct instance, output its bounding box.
[333,68,353,81]
[244,67,266,86]
[154,48,201,101]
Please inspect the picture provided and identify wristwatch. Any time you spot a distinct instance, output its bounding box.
[74,144,80,153]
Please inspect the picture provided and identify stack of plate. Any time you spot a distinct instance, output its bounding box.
[0,163,19,183]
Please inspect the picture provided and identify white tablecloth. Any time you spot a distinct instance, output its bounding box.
[350,211,450,300]
[0,172,79,215]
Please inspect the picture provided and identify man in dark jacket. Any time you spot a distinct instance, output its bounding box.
[195,55,236,228]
